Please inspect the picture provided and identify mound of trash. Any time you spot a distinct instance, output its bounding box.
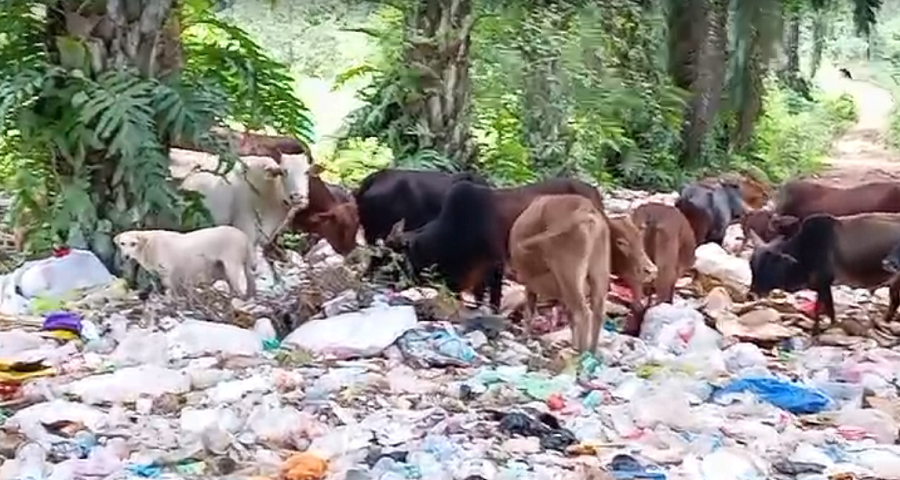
[0,188,896,480]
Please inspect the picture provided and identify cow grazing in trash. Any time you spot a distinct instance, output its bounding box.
[749,213,900,336]
[675,180,746,246]
[629,203,696,310]
[385,180,505,311]
[509,194,612,353]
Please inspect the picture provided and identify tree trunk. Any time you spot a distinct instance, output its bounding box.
[404,0,477,170]
[670,0,728,168]
[730,0,783,150]
[810,11,826,78]
[45,0,180,259]
[784,11,800,77]
[520,5,574,176]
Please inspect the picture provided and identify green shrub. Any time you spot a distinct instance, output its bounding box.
[742,79,857,182]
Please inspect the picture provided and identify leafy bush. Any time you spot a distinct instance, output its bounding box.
[740,79,857,182]
[0,0,312,262]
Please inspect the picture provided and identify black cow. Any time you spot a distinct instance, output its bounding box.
[354,168,492,245]
[386,180,504,310]
[749,213,900,336]
[675,181,745,246]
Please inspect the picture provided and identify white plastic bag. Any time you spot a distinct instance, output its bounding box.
[640,304,721,355]
[283,305,418,359]
[166,319,263,358]
[694,243,751,290]
[63,365,190,404]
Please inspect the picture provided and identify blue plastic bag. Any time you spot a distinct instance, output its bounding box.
[715,376,832,414]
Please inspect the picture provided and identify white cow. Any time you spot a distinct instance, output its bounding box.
[169,147,311,259]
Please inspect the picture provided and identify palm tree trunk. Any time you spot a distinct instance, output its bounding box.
[670,0,728,168]
[520,5,574,176]
[404,0,477,170]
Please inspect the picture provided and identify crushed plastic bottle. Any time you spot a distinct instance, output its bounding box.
[16,442,48,480]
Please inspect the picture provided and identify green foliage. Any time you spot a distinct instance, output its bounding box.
[738,79,858,182]
[0,0,313,261]
[182,0,315,142]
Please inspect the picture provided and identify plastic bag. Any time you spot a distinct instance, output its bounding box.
[694,243,752,289]
[640,304,721,355]
[63,365,190,405]
[722,343,767,374]
[167,319,264,358]
[715,376,832,414]
[283,305,418,359]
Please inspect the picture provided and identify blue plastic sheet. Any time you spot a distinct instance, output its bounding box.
[715,376,833,414]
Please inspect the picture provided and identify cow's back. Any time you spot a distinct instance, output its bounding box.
[778,180,900,218]
[510,195,604,285]
[833,213,900,286]
[495,178,603,254]
[354,169,489,243]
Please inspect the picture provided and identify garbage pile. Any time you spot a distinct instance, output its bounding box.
[0,190,897,480]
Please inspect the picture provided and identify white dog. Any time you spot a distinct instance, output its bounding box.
[114,226,255,298]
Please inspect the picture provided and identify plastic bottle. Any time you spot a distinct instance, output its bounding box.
[16,442,48,480]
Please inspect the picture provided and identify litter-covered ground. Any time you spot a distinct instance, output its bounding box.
[0,190,898,480]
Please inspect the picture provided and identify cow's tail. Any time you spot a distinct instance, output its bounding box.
[517,210,600,252]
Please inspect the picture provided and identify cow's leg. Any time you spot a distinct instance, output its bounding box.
[552,258,591,353]
[621,273,644,337]
[487,264,504,313]
[524,290,538,339]
[881,274,900,327]
[655,263,677,304]
[587,272,610,354]
[223,260,250,298]
[812,282,835,339]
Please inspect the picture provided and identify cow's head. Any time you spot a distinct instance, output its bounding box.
[720,181,746,218]
[277,154,316,209]
[748,236,801,296]
[608,214,658,284]
[738,176,771,210]
[308,202,360,256]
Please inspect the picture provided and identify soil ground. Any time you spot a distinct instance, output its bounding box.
[813,77,900,186]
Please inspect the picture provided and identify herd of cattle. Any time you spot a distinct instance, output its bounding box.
[98,130,900,352]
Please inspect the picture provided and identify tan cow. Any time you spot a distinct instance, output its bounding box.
[509,195,612,354]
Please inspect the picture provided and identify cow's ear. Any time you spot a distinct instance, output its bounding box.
[309,163,325,177]
[771,215,799,235]
[387,219,406,243]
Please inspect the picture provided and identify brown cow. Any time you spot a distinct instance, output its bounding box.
[509,195,611,353]
[287,166,360,255]
[739,209,803,250]
[629,203,696,312]
[489,180,657,316]
[775,180,900,219]
[172,127,311,161]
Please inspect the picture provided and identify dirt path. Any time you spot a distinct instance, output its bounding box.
[814,77,900,186]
